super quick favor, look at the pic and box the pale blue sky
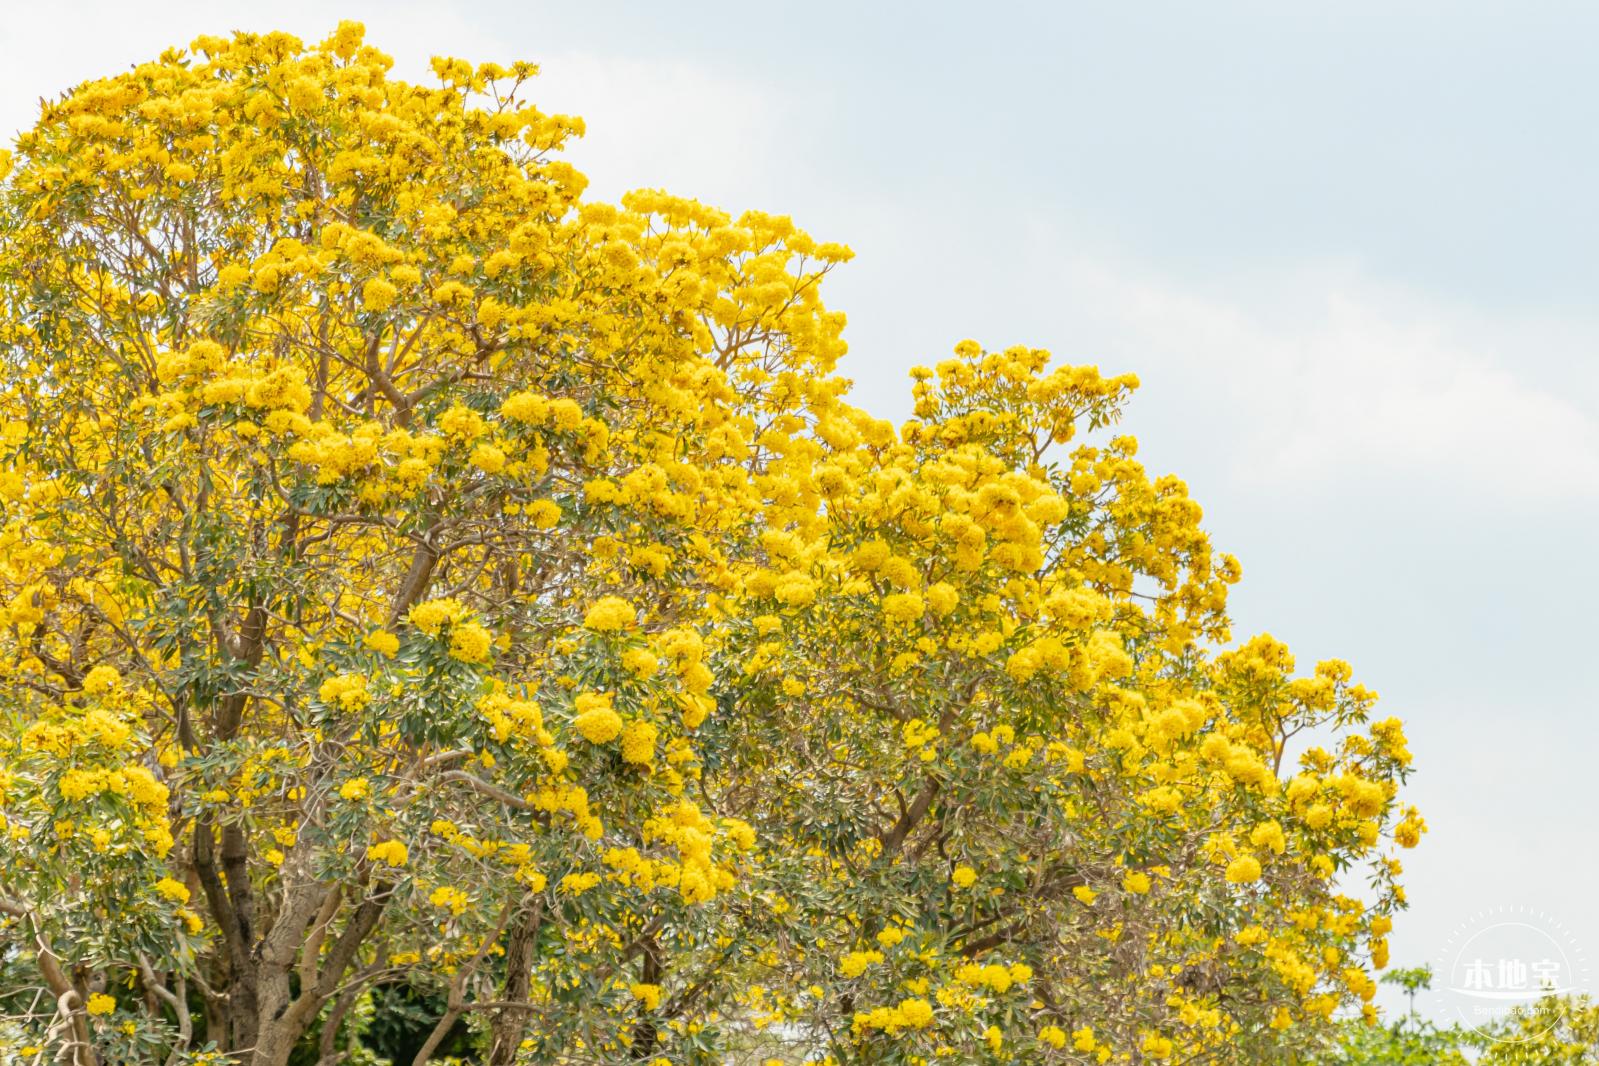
[7,0,1597,1022]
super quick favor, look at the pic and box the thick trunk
[192,822,260,1058]
[249,1023,300,1066]
[248,885,389,1066]
[487,902,543,1066]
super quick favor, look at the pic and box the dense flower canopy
[0,23,1421,1066]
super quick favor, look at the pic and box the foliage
[0,23,1422,1066]
[1319,977,1599,1066]
[1324,1016,1470,1066]
[1320,968,1470,1065]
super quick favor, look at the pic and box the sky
[5,0,1597,1026]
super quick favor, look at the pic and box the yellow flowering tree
[699,344,1422,1063]
[0,23,1422,1066]
[0,24,841,1066]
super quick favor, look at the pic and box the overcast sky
[6,0,1596,1022]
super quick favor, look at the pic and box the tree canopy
[0,24,1423,1066]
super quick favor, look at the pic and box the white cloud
[1057,257,1599,498]
[529,52,781,206]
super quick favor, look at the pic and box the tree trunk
[487,901,543,1066]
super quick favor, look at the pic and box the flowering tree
[705,346,1421,1063]
[0,24,1422,1066]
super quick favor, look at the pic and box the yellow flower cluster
[584,595,638,632]
[573,692,624,744]
[853,996,935,1035]
[367,839,409,868]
